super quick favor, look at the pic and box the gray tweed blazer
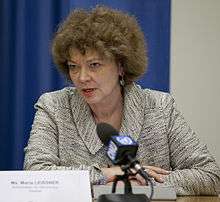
[24,83,220,195]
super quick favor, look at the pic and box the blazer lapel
[70,89,103,155]
[120,84,145,141]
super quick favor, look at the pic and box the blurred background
[0,0,219,170]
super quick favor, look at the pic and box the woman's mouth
[81,88,96,97]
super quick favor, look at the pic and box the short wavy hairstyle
[52,6,148,85]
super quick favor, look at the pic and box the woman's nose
[78,67,90,82]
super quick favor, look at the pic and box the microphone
[96,123,149,178]
[96,123,153,202]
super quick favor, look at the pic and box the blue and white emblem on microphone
[115,136,134,145]
[107,140,118,161]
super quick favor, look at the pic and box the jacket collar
[120,84,145,141]
[70,83,145,155]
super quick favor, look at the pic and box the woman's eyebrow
[86,58,102,63]
[67,60,77,64]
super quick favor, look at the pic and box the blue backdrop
[0,0,170,170]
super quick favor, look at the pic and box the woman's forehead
[68,48,115,62]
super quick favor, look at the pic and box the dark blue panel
[0,0,70,170]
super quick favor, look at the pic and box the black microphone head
[96,122,119,146]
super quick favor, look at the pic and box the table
[154,196,220,202]
[94,196,220,202]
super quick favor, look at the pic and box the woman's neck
[89,89,124,130]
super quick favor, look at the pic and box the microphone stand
[111,171,132,194]
[97,166,150,202]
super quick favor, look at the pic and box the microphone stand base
[97,193,150,202]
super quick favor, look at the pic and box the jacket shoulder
[35,87,76,110]
[140,87,175,110]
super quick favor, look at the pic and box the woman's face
[67,49,123,106]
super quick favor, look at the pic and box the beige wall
[171,0,220,165]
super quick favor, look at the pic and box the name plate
[0,170,92,202]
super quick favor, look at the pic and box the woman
[24,6,220,195]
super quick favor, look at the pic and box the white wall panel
[171,0,220,165]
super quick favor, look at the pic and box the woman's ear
[118,63,124,76]
[118,63,125,86]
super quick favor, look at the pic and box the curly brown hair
[52,6,148,85]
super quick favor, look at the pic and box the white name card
[0,170,92,202]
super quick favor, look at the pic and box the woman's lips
[82,88,96,97]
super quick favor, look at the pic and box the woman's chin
[83,96,100,105]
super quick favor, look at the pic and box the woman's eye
[68,64,80,73]
[68,64,77,69]
[89,62,101,69]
